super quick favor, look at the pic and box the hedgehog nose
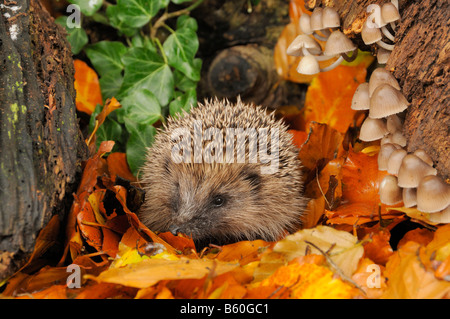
[169,225,180,236]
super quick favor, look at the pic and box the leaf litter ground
[2,5,450,298]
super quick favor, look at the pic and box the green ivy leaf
[125,119,156,176]
[169,88,196,117]
[163,16,201,81]
[116,0,167,28]
[119,47,174,107]
[55,16,88,55]
[121,89,162,125]
[99,71,123,100]
[68,0,103,16]
[85,41,128,77]
[106,5,137,37]
[171,0,193,4]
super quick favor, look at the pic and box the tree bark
[0,0,87,280]
[305,0,449,179]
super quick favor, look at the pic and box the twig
[304,240,366,296]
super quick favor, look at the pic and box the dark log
[306,0,449,179]
[193,0,307,109]
[0,0,87,280]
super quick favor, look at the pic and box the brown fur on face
[139,98,306,244]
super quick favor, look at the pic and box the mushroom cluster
[287,6,358,75]
[351,66,450,223]
[362,1,400,64]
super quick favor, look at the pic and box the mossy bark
[0,0,87,280]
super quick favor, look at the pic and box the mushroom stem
[312,32,329,42]
[381,26,395,42]
[377,40,395,51]
[320,55,344,72]
[341,48,359,62]
[301,47,332,61]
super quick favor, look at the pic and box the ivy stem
[154,37,168,64]
[150,0,204,39]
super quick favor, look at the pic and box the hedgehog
[139,98,306,245]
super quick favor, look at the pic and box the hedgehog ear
[240,169,261,190]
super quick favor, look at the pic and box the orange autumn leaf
[74,59,103,115]
[288,129,308,149]
[303,65,367,134]
[298,122,344,172]
[362,228,394,265]
[382,241,450,298]
[215,240,270,265]
[341,146,389,205]
[107,152,137,182]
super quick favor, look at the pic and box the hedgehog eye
[212,195,225,207]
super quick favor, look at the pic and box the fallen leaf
[255,226,364,280]
[86,258,238,289]
[74,59,103,115]
[382,241,450,298]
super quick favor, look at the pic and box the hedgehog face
[163,163,264,243]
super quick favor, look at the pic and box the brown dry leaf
[298,122,344,172]
[86,258,238,289]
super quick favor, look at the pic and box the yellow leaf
[252,263,357,299]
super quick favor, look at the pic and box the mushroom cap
[397,154,438,188]
[402,187,417,208]
[359,117,388,141]
[322,7,340,29]
[361,20,382,45]
[296,55,320,75]
[287,35,322,56]
[299,13,313,35]
[368,68,401,96]
[416,175,450,213]
[381,2,400,23]
[386,114,402,134]
[426,206,450,224]
[351,82,370,110]
[323,30,356,56]
[413,149,434,166]
[387,148,407,175]
[310,7,324,31]
[377,47,391,64]
[378,143,400,171]
[369,84,409,119]
[379,175,403,205]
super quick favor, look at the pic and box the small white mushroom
[359,117,388,141]
[397,154,438,188]
[416,175,450,213]
[369,84,409,119]
[379,175,403,205]
[351,83,370,110]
